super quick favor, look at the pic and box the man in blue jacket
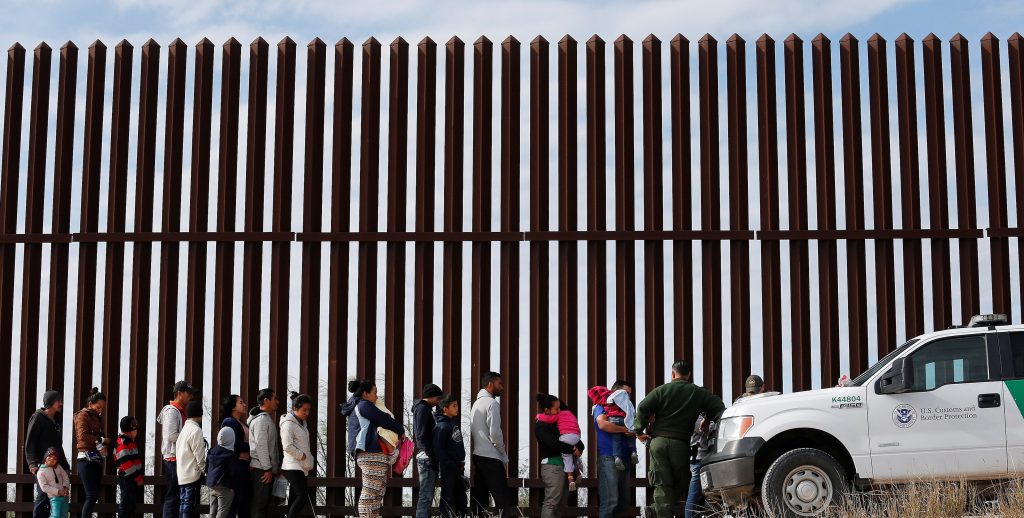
[413,383,443,518]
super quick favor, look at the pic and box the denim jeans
[179,482,200,518]
[34,482,51,518]
[117,477,142,518]
[162,461,180,518]
[77,459,102,518]
[684,461,705,518]
[415,457,438,518]
[597,456,630,518]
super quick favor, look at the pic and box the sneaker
[614,457,626,471]
[631,451,640,465]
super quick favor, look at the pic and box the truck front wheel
[761,447,848,517]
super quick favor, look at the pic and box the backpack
[392,436,415,475]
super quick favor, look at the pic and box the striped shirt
[114,435,144,485]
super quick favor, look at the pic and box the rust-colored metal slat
[980,34,1012,320]
[100,41,132,468]
[127,39,159,460]
[327,37,354,492]
[922,34,953,330]
[499,34,521,482]
[413,36,437,416]
[154,39,186,479]
[441,36,464,403]
[211,38,241,428]
[811,34,840,386]
[866,34,897,365]
[756,34,783,391]
[471,36,493,390]
[17,43,50,496]
[839,34,869,375]
[784,34,812,391]
[383,38,408,492]
[613,35,637,382]
[949,34,981,322]
[269,37,296,393]
[558,35,580,415]
[46,42,78,395]
[299,37,326,457]
[0,42,25,487]
[240,37,269,403]
[698,34,723,394]
[184,39,214,391]
[528,35,549,495]
[895,34,925,341]
[355,37,382,380]
[1009,34,1024,317]
[641,34,665,395]
[726,34,751,396]
[670,34,694,368]
[585,34,606,503]
[74,40,106,417]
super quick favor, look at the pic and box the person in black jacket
[432,394,467,518]
[25,390,68,518]
[413,383,443,518]
[534,394,585,518]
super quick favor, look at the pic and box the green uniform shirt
[632,378,726,442]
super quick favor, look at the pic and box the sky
[1,0,1024,482]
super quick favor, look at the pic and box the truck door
[1002,331,1024,473]
[867,333,1007,481]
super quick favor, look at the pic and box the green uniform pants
[648,436,691,518]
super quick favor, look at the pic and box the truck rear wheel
[761,447,848,517]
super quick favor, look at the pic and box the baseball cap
[172,381,196,396]
[120,416,138,433]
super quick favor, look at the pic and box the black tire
[761,447,848,518]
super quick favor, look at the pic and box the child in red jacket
[114,417,144,518]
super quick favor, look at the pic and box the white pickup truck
[699,314,1024,517]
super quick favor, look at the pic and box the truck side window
[1009,332,1024,378]
[907,335,988,391]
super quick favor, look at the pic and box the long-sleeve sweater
[412,400,437,459]
[157,402,186,461]
[431,414,465,471]
[247,408,282,473]
[176,420,207,485]
[36,465,70,498]
[470,389,507,463]
[114,434,144,485]
[25,410,68,471]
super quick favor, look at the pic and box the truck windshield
[849,339,919,387]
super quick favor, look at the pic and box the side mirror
[877,357,914,394]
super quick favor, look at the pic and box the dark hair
[347,379,374,398]
[220,394,241,418]
[289,391,313,410]
[86,388,106,406]
[535,393,559,411]
[672,360,692,377]
[256,388,275,407]
[610,379,632,391]
[481,371,502,388]
[439,393,459,410]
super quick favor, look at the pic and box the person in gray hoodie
[469,371,514,517]
[247,388,281,518]
[157,381,196,518]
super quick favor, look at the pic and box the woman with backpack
[74,388,111,518]
[280,392,315,518]
[341,380,406,518]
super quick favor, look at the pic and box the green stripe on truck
[1005,380,1024,417]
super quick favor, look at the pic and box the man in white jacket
[176,401,207,518]
[470,371,514,517]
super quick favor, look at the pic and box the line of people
[23,360,751,518]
